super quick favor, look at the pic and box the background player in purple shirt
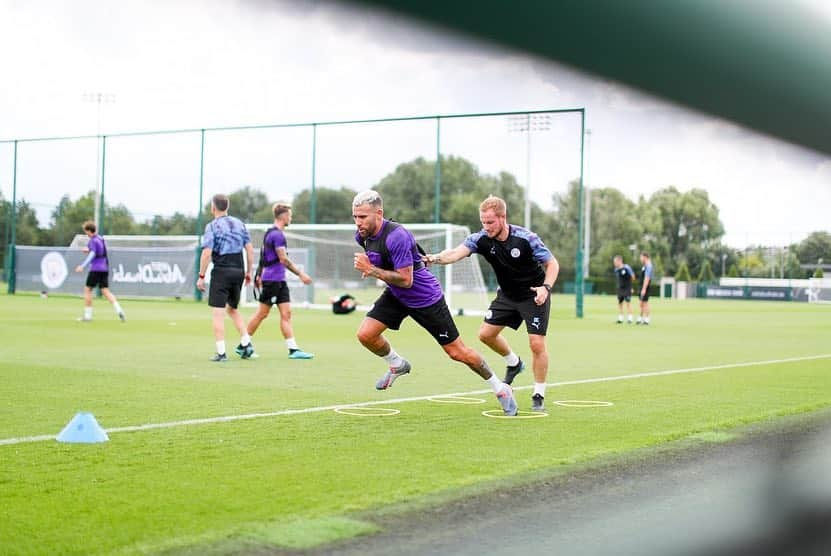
[351,190,518,416]
[246,202,314,359]
[73,220,125,322]
[424,196,559,412]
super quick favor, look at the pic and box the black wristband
[542,283,552,292]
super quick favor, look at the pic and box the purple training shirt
[87,235,108,272]
[356,220,442,309]
[260,227,287,282]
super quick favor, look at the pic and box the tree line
[2,155,829,284]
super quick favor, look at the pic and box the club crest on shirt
[510,248,521,258]
[485,310,493,320]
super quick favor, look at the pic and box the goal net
[246,223,490,315]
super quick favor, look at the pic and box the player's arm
[530,256,560,305]
[74,250,96,272]
[423,244,472,265]
[353,253,413,288]
[244,242,254,284]
[641,273,651,296]
[196,247,212,291]
[277,246,312,285]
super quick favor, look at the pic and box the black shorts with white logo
[85,271,109,289]
[208,266,244,309]
[367,288,459,346]
[258,280,291,306]
[484,288,551,336]
[617,287,632,303]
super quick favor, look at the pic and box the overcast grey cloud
[0,0,828,248]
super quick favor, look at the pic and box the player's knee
[356,328,374,346]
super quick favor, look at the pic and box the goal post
[246,223,490,315]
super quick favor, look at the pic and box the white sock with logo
[216,341,226,355]
[487,373,504,393]
[503,351,520,367]
[382,349,405,369]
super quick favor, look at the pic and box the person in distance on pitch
[613,255,635,324]
[74,220,126,323]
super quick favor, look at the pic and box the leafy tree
[815,267,825,278]
[50,192,97,246]
[727,263,740,277]
[292,186,357,224]
[697,260,715,282]
[795,231,831,267]
[675,261,691,282]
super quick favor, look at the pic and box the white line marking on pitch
[1,353,829,447]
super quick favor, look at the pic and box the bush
[815,267,825,278]
[727,264,740,278]
[675,261,691,282]
[697,261,715,283]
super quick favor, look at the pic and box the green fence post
[194,129,205,301]
[575,110,586,318]
[7,140,18,294]
[434,116,441,224]
[99,136,107,234]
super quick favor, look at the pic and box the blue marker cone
[56,412,109,443]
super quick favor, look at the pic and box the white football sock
[215,341,226,355]
[533,382,546,397]
[382,349,405,369]
[487,373,504,393]
[285,337,299,350]
[113,302,123,314]
[503,351,520,367]
[84,307,93,320]
[240,333,251,346]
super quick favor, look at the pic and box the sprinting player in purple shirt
[246,202,314,359]
[351,190,517,416]
[73,220,125,322]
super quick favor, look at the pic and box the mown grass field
[1,292,829,554]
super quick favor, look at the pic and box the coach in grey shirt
[197,193,256,362]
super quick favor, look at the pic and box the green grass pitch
[1,292,829,554]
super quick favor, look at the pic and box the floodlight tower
[507,113,551,228]
[83,92,115,232]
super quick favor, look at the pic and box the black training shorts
[209,266,244,309]
[639,291,650,302]
[617,287,632,303]
[366,288,459,346]
[258,280,291,306]
[85,271,109,289]
[484,288,551,336]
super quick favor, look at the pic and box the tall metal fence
[1,109,587,315]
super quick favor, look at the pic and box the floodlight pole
[84,93,115,232]
[310,124,318,225]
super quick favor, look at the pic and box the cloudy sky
[0,0,828,248]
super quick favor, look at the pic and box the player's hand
[244,273,252,285]
[255,276,262,289]
[531,285,549,306]
[299,272,313,285]
[422,253,437,265]
[354,252,373,278]
[82,247,90,254]
[74,265,83,273]
[196,277,206,292]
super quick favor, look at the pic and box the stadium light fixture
[507,113,551,229]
